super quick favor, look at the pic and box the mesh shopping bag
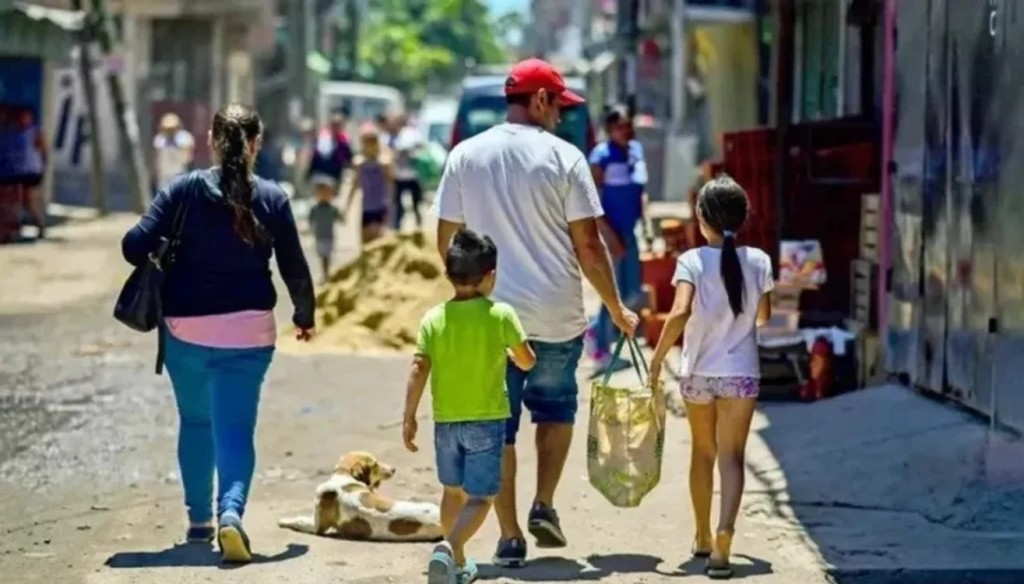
[586,336,667,508]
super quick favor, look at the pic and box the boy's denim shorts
[434,420,506,498]
[505,335,584,446]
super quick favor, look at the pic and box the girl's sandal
[706,530,734,580]
[706,558,734,580]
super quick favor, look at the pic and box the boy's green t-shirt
[417,297,526,423]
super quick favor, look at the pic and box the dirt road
[4,211,1024,584]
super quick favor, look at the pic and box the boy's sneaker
[457,558,480,584]
[492,537,527,568]
[427,542,457,584]
[527,502,567,548]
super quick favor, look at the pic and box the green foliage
[358,0,505,102]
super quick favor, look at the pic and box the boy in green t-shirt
[402,228,536,584]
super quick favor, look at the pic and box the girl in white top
[650,175,773,579]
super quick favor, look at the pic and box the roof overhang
[0,1,85,59]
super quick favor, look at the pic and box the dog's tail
[278,516,317,534]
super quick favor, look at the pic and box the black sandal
[706,530,734,579]
[691,541,712,559]
[706,558,733,579]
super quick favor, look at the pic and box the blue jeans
[434,420,506,497]
[163,332,274,524]
[505,336,584,445]
[593,231,643,356]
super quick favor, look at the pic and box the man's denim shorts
[434,420,506,498]
[505,335,584,445]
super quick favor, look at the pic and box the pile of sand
[287,232,449,353]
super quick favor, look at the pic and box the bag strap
[601,335,649,388]
[152,179,193,377]
[155,323,167,375]
[168,187,192,246]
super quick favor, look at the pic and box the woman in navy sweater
[122,104,315,563]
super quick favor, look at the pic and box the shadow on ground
[105,542,309,570]
[478,552,772,581]
[752,386,1024,584]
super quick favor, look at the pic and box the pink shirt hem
[166,310,277,349]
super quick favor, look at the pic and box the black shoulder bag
[113,195,191,374]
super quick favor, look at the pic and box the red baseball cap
[504,58,585,107]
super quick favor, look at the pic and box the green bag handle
[601,335,649,388]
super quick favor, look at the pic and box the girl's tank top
[359,159,389,213]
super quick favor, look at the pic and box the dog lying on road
[278,451,443,542]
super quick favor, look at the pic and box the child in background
[402,229,536,584]
[307,174,341,283]
[341,127,392,247]
[648,176,773,580]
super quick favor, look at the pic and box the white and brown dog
[278,451,443,542]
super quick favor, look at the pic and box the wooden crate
[850,259,880,328]
[860,193,880,262]
[856,329,882,388]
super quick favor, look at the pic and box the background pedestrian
[587,104,649,372]
[308,174,342,283]
[153,113,195,192]
[341,127,392,246]
[383,112,425,231]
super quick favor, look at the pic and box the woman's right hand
[296,328,315,342]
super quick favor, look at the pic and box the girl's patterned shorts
[679,375,760,405]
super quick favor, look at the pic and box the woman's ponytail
[720,230,744,317]
[212,104,265,245]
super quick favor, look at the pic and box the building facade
[22,0,276,210]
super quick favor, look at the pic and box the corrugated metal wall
[887,0,1024,431]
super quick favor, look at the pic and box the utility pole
[70,0,107,215]
[303,0,317,117]
[669,0,687,134]
[617,0,640,116]
[286,0,304,125]
[346,0,360,80]
[90,0,149,213]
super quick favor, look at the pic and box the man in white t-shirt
[384,112,425,230]
[432,58,639,567]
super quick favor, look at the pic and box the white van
[317,81,404,138]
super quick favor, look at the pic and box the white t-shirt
[433,122,604,342]
[154,130,195,190]
[391,126,423,181]
[673,246,774,378]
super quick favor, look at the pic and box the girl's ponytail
[696,175,750,318]
[720,229,744,317]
